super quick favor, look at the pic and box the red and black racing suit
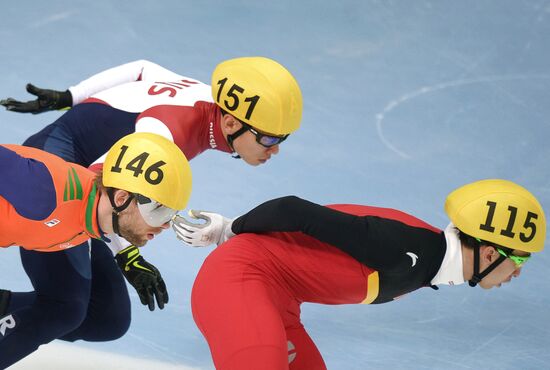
[192,196,447,370]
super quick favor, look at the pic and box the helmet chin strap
[468,245,508,287]
[227,124,249,160]
[107,188,135,238]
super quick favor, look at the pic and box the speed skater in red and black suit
[173,184,545,370]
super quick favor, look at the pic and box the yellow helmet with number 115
[103,132,192,212]
[211,56,303,136]
[445,179,545,253]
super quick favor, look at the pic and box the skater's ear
[220,112,243,135]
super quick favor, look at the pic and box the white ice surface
[9,341,199,370]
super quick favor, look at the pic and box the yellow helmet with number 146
[103,132,192,226]
[445,179,545,253]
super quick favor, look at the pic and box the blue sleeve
[0,146,57,220]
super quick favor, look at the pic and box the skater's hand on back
[172,210,234,247]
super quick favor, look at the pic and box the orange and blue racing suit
[0,144,101,252]
[3,60,233,368]
[0,144,107,368]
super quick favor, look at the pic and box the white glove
[172,210,235,247]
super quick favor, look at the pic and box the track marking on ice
[127,332,197,363]
[30,12,73,28]
[374,74,550,159]
[460,320,516,360]
[375,330,473,369]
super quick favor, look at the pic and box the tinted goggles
[496,247,531,268]
[135,194,177,227]
[243,123,289,148]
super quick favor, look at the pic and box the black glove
[0,83,72,114]
[115,245,169,311]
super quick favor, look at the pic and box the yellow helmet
[445,179,546,253]
[211,56,302,135]
[103,132,192,211]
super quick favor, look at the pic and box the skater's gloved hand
[115,245,168,311]
[172,210,235,247]
[0,83,72,114]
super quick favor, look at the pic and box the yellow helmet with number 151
[445,179,545,253]
[103,133,192,226]
[211,56,303,136]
